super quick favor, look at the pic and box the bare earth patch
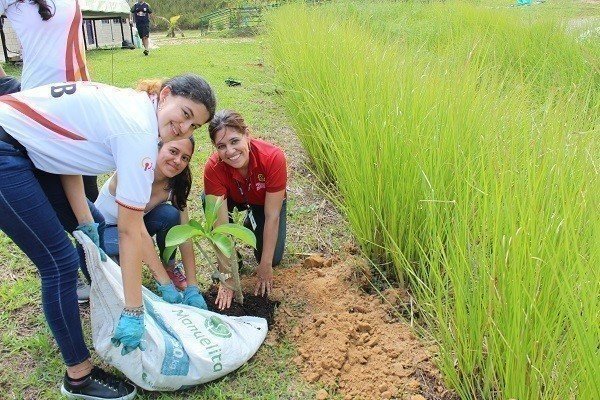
[245,255,457,400]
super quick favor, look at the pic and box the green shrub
[269,2,600,399]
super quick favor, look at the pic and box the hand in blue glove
[76,222,107,262]
[183,285,208,310]
[111,312,146,356]
[157,282,183,304]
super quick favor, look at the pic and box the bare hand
[254,264,273,297]
[215,280,234,310]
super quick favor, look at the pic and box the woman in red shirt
[204,109,287,309]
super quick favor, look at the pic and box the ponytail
[136,78,164,95]
[31,0,54,21]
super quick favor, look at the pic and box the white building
[1,0,132,63]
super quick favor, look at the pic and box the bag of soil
[74,231,268,391]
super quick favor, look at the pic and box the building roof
[80,0,130,18]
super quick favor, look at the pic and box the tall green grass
[268,1,599,398]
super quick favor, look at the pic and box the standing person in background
[131,0,152,56]
[204,110,287,310]
[0,0,98,201]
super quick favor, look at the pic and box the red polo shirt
[203,138,287,206]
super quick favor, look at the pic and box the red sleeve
[203,155,228,197]
[266,148,287,192]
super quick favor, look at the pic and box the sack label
[172,309,226,372]
[146,302,191,376]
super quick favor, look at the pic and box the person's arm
[117,205,145,308]
[255,189,285,296]
[140,226,171,284]
[0,65,6,78]
[179,208,198,286]
[60,175,93,224]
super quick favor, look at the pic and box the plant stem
[210,242,244,305]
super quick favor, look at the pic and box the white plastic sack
[74,232,268,391]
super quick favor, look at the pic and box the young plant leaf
[203,195,224,231]
[188,219,205,233]
[165,224,202,247]
[213,223,257,249]
[210,232,234,258]
[162,245,177,263]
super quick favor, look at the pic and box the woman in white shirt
[0,74,215,400]
[95,137,207,309]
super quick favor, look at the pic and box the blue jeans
[103,202,180,263]
[33,169,105,284]
[241,200,286,265]
[0,141,90,366]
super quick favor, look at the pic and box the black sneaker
[61,367,137,399]
[143,49,149,56]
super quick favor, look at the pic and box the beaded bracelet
[122,305,145,318]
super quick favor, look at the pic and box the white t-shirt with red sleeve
[0,81,158,210]
[203,138,287,206]
[0,0,89,89]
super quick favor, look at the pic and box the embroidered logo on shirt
[257,174,265,182]
[142,157,153,171]
[256,182,266,191]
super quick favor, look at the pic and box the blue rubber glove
[76,222,107,262]
[182,285,208,310]
[111,313,146,356]
[157,282,183,304]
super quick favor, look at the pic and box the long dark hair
[29,0,55,20]
[159,137,195,211]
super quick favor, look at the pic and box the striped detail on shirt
[0,94,85,141]
[116,199,146,212]
[66,0,88,81]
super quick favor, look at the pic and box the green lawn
[0,38,329,400]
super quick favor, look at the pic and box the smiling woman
[203,109,288,310]
[94,137,207,309]
[137,75,214,142]
[0,73,215,400]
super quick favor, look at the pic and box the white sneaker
[77,277,90,304]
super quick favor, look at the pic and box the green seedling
[163,195,256,305]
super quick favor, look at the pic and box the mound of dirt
[203,254,454,399]
[269,255,454,400]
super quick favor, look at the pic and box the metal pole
[81,20,88,51]
[120,17,125,43]
[92,19,98,49]
[0,17,9,62]
[129,19,134,44]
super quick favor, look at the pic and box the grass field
[0,38,334,400]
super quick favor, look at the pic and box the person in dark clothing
[131,0,152,55]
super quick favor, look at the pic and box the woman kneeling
[95,137,207,309]
[204,110,287,310]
